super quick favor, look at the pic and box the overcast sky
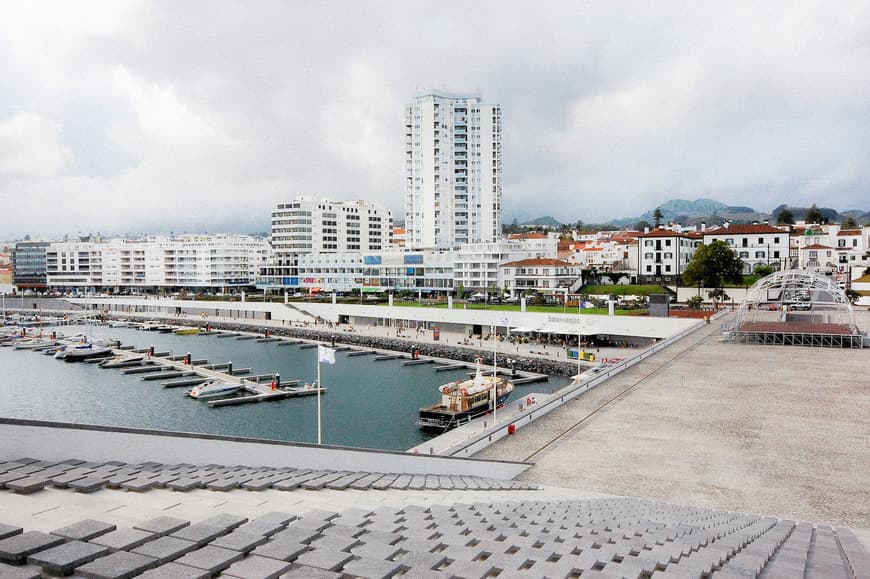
[1,1,868,239]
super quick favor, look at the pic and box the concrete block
[279,563,341,578]
[131,536,198,565]
[52,519,117,541]
[0,523,23,541]
[170,523,226,546]
[133,516,189,537]
[68,476,106,493]
[6,475,49,494]
[0,561,41,579]
[200,513,248,532]
[90,528,156,552]
[0,531,65,564]
[350,540,402,561]
[27,540,109,575]
[294,548,354,572]
[341,555,405,579]
[211,530,269,553]
[75,550,157,579]
[222,554,293,579]
[174,544,244,573]
[138,561,210,579]
[252,538,309,562]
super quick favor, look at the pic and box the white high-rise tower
[404,90,502,249]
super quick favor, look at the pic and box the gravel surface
[478,310,870,529]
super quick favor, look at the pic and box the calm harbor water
[0,325,570,451]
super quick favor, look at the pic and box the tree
[686,295,703,310]
[776,208,795,225]
[753,264,774,278]
[841,216,859,229]
[653,207,664,227]
[634,220,651,232]
[682,240,744,288]
[805,203,824,224]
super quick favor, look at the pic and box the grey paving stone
[290,518,332,533]
[138,561,210,579]
[174,545,244,573]
[166,477,202,491]
[440,558,497,578]
[239,513,296,537]
[52,519,117,541]
[68,476,106,493]
[279,563,340,578]
[200,513,249,532]
[211,530,269,553]
[0,531,65,564]
[0,561,41,579]
[392,549,448,571]
[6,475,49,494]
[0,471,29,487]
[119,476,158,492]
[133,516,189,537]
[0,523,23,540]
[170,523,226,546]
[49,467,95,488]
[321,523,365,539]
[253,538,310,562]
[90,528,156,552]
[341,555,405,579]
[27,540,110,575]
[75,550,158,579]
[131,536,198,565]
[271,526,322,546]
[293,548,353,572]
[350,540,402,561]
[223,554,293,579]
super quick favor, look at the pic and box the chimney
[701,221,706,232]
[724,221,730,229]
[753,220,758,225]
[644,226,650,234]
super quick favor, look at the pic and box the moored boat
[187,379,242,400]
[174,327,201,335]
[417,358,514,432]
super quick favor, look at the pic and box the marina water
[0,325,571,451]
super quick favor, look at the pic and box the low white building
[702,223,789,274]
[636,228,699,284]
[500,258,582,297]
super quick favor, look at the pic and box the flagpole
[492,320,497,425]
[316,357,322,445]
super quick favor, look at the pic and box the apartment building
[702,223,789,274]
[500,258,582,297]
[405,90,502,249]
[262,197,393,287]
[44,235,268,292]
[12,241,51,290]
[636,228,699,284]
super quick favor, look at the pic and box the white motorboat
[187,379,242,400]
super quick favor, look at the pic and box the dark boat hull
[417,391,512,432]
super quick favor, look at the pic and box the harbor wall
[0,418,530,479]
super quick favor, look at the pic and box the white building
[637,228,700,284]
[405,90,502,249]
[702,223,789,274]
[500,258,582,298]
[262,197,393,288]
[453,238,558,294]
[45,235,269,292]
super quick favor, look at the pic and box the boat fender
[460,388,467,396]
[440,385,450,394]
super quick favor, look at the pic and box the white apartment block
[791,225,870,280]
[702,223,789,274]
[637,228,700,284]
[263,197,393,287]
[453,238,559,293]
[46,235,269,291]
[405,90,502,249]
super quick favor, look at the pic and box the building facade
[702,223,789,274]
[500,258,582,297]
[405,90,502,249]
[261,197,393,288]
[636,228,698,284]
[44,235,269,292]
[12,241,50,290]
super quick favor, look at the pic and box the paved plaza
[479,310,870,531]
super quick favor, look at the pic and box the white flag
[318,345,336,365]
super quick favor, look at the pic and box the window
[664,252,673,259]
[645,240,653,247]
[739,251,749,258]
[758,237,764,244]
[665,240,672,246]
[644,252,653,259]
[774,237,780,243]
[773,251,780,258]
[665,265,671,272]
[727,238,734,245]
[645,265,651,272]
[755,251,765,258]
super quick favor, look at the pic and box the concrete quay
[477,310,870,531]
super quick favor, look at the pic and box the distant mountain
[607,199,869,228]
[521,215,562,228]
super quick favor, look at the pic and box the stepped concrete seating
[5,497,864,578]
[0,456,537,498]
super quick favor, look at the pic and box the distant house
[702,223,789,274]
[636,228,697,285]
[500,258,582,297]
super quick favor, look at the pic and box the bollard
[508,423,516,435]
[227,361,233,375]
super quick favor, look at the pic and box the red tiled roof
[837,229,861,236]
[704,224,785,235]
[637,229,687,238]
[801,244,833,250]
[508,232,549,239]
[502,258,575,267]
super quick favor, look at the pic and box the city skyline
[1,1,868,239]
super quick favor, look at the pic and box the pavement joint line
[163,502,182,511]
[104,505,126,513]
[32,506,60,516]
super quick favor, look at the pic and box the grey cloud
[0,0,868,239]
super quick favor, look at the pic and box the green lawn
[579,284,669,296]
[390,301,646,315]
